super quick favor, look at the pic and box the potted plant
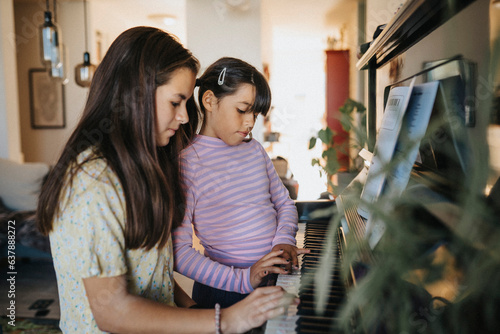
[309,98,366,194]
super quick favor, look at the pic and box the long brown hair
[37,27,200,250]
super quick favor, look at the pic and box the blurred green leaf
[308,136,317,149]
[309,98,366,194]
[318,127,334,146]
[340,113,353,132]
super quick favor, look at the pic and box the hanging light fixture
[39,0,58,69]
[75,0,96,88]
[39,0,67,83]
[50,0,68,83]
[50,45,68,84]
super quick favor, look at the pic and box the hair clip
[218,67,227,86]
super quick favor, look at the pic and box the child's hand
[271,244,310,272]
[249,249,289,289]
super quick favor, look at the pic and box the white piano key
[264,223,306,334]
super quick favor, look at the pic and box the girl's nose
[177,106,189,124]
[244,113,255,129]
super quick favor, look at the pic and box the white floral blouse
[49,149,175,333]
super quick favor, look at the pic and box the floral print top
[49,149,175,333]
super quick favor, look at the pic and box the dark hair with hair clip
[197,57,271,117]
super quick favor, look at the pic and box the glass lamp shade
[39,11,58,69]
[50,41,68,84]
[75,52,96,87]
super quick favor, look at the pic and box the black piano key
[294,220,348,334]
[296,315,340,333]
[296,304,341,318]
[263,216,349,334]
[298,292,345,306]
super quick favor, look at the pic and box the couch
[0,158,51,255]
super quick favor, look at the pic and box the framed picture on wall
[29,68,65,129]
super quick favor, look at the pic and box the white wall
[0,0,22,162]
[90,0,187,57]
[185,0,264,141]
[260,0,358,199]
[185,0,261,70]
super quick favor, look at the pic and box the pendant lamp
[50,33,68,83]
[39,0,58,69]
[75,0,96,88]
[40,0,67,83]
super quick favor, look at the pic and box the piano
[264,200,347,334]
[262,1,488,332]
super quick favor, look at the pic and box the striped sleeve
[172,158,254,294]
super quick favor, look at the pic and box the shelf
[356,0,476,71]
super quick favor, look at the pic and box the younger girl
[174,57,308,308]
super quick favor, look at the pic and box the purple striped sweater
[173,135,298,294]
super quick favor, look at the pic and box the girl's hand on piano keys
[272,244,310,272]
[221,286,299,333]
[250,249,290,288]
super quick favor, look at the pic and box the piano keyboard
[263,223,304,333]
[264,220,345,333]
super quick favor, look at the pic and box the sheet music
[357,78,415,220]
[384,81,440,197]
[365,80,440,249]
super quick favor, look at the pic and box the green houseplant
[308,98,367,193]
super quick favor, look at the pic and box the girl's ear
[202,90,216,112]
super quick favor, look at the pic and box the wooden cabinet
[325,50,350,171]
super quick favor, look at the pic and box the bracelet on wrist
[215,303,221,334]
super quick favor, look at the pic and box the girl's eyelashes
[236,108,258,116]
[236,108,258,120]
[171,101,181,107]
